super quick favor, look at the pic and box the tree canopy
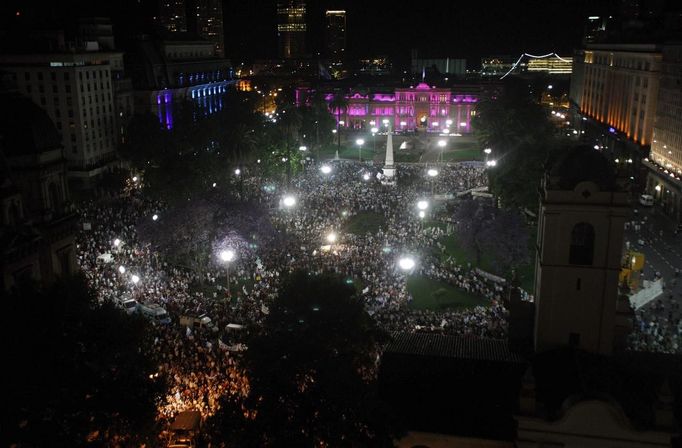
[3,275,162,446]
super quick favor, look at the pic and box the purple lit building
[297,82,479,133]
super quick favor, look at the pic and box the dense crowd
[74,159,681,428]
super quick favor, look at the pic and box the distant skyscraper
[194,0,224,57]
[325,10,346,65]
[157,0,188,33]
[157,0,224,57]
[277,1,306,59]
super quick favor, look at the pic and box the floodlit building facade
[0,52,120,184]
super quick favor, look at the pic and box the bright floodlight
[339,120,345,125]
[484,148,492,154]
[363,173,371,181]
[234,168,241,175]
[398,257,416,271]
[299,145,307,151]
[371,127,379,133]
[283,195,297,207]
[486,160,497,167]
[320,165,332,174]
[459,122,467,127]
[655,185,661,192]
[132,176,138,182]
[437,140,446,148]
[212,182,217,187]
[418,210,426,219]
[152,214,158,221]
[417,200,429,210]
[326,232,337,243]
[427,168,439,177]
[356,138,365,146]
[443,128,450,134]
[220,249,235,262]
[118,265,126,274]
[446,119,453,126]
[131,274,140,284]
[332,129,337,134]
[113,238,121,247]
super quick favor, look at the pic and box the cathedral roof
[548,145,617,191]
[0,92,62,157]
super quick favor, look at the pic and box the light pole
[437,139,446,163]
[398,256,416,273]
[219,249,235,297]
[484,147,492,163]
[326,232,338,245]
[356,138,365,162]
[427,168,438,194]
[371,127,378,154]
[320,164,332,175]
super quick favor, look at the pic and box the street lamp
[398,256,416,271]
[219,249,236,297]
[363,172,371,181]
[427,168,438,177]
[437,139,446,163]
[131,274,140,285]
[356,138,365,162]
[371,127,378,153]
[299,145,307,151]
[283,195,297,208]
[152,214,159,221]
[326,232,338,244]
[417,200,429,210]
[320,164,332,174]
[234,168,241,175]
[486,160,497,167]
[113,238,121,247]
[118,265,126,274]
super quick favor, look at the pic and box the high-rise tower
[157,0,224,57]
[325,10,346,65]
[277,1,306,59]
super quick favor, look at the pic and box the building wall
[650,44,682,176]
[534,179,629,355]
[325,10,346,64]
[578,44,662,146]
[1,54,119,178]
[277,1,306,59]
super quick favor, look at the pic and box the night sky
[2,0,613,65]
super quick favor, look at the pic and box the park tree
[3,275,163,446]
[210,271,399,447]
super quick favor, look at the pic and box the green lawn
[344,211,386,235]
[406,275,489,311]
[442,148,483,162]
[393,152,422,163]
[434,232,536,293]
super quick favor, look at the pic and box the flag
[186,326,192,338]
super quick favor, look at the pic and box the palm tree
[329,92,348,159]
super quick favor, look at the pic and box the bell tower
[534,146,630,355]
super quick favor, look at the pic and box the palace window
[569,223,595,265]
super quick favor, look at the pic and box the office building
[573,44,661,146]
[277,1,307,59]
[156,0,225,58]
[0,52,121,185]
[526,56,573,75]
[480,56,515,77]
[325,10,346,66]
[646,44,682,221]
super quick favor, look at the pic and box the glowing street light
[283,195,297,207]
[132,176,138,182]
[437,140,446,148]
[363,172,371,181]
[113,238,121,247]
[655,185,662,192]
[234,168,241,175]
[118,265,126,274]
[320,164,332,174]
[486,160,497,167]
[484,148,492,154]
[152,214,159,221]
[326,232,338,244]
[219,249,236,296]
[418,210,426,219]
[356,138,365,162]
[371,127,379,134]
[131,274,140,284]
[398,256,416,271]
[299,145,307,151]
[427,168,439,177]
[417,200,429,210]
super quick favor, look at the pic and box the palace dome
[0,92,62,157]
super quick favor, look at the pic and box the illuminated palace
[297,82,479,133]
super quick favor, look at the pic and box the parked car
[138,303,171,325]
[179,314,217,331]
[639,194,654,206]
[120,298,138,315]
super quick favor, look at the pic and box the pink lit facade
[297,82,478,133]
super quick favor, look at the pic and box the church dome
[0,92,62,157]
[549,145,617,191]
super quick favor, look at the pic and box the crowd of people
[74,158,681,430]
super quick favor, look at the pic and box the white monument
[382,128,396,184]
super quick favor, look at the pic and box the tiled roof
[386,332,525,363]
